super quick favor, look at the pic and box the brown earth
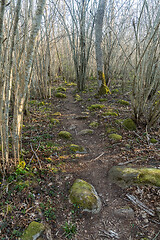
[0,83,160,240]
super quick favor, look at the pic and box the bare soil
[0,83,160,240]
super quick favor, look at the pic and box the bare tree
[95,0,111,95]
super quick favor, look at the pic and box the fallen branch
[29,143,42,169]
[99,229,119,239]
[153,231,160,240]
[126,194,155,216]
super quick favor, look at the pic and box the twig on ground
[152,230,160,240]
[89,152,105,163]
[126,194,155,216]
[29,143,42,169]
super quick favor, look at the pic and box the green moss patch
[69,144,84,153]
[58,131,72,139]
[89,121,99,128]
[56,86,66,92]
[88,104,105,111]
[117,99,130,106]
[75,94,82,101]
[50,118,60,125]
[122,118,136,131]
[108,134,122,142]
[21,221,45,240]
[103,111,118,117]
[53,112,61,116]
[99,98,107,102]
[66,82,77,87]
[55,92,66,98]
[150,138,158,144]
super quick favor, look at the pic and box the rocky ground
[0,81,160,240]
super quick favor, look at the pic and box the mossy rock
[150,138,158,144]
[58,131,72,139]
[88,104,105,111]
[75,94,82,101]
[52,112,61,116]
[55,92,66,98]
[89,121,99,128]
[21,221,45,240]
[56,86,66,92]
[117,99,130,106]
[122,118,136,131]
[50,118,60,125]
[108,134,122,142]
[66,82,77,87]
[109,166,160,188]
[69,144,84,153]
[78,129,94,135]
[103,111,118,117]
[69,179,102,213]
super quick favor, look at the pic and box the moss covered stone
[69,179,101,213]
[66,82,77,87]
[50,118,60,125]
[122,118,136,131]
[75,94,82,101]
[99,98,107,102]
[117,99,130,105]
[150,138,158,144]
[55,92,66,98]
[53,112,61,116]
[108,133,122,142]
[109,166,160,188]
[58,131,72,139]
[56,86,66,92]
[88,104,105,111]
[89,121,99,128]
[78,129,94,135]
[69,144,84,152]
[103,111,118,117]
[21,221,45,240]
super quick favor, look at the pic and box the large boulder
[109,166,160,188]
[69,179,101,214]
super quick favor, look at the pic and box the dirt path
[53,87,159,240]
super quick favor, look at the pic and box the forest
[0,0,160,239]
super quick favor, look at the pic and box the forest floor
[0,80,160,240]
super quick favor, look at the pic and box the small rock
[58,131,72,139]
[143,218,149,223]
[78,129,94,135]
[108,133,122,142]
[21,221,45,240]
[69,124,76,130]
[114,206,134,219]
